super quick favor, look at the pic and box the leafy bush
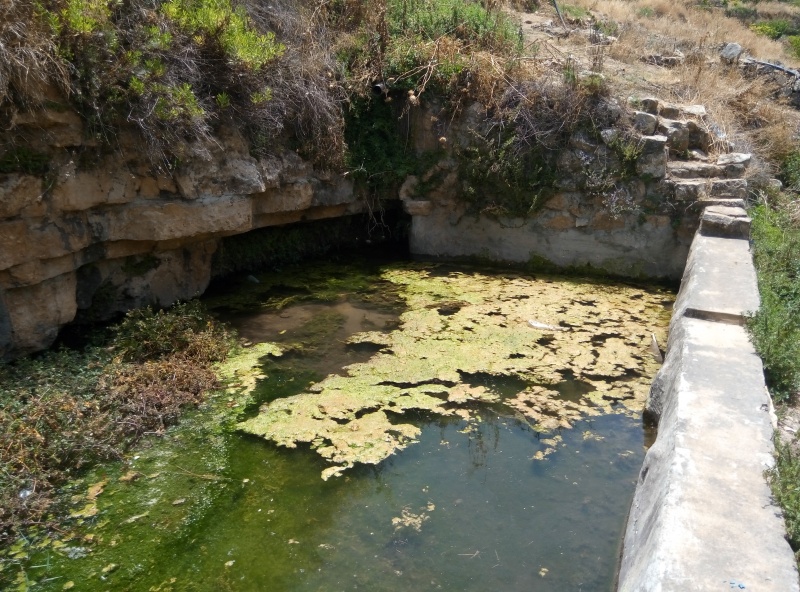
[788,35,800,58]
[458,129,553,219]
[783,150,800,191]
[750,19,796,39]
[386,0,520,53]
[725,4,758,21]
[113,301,231,364]
[345,97,419,191]
[767,438,800,555]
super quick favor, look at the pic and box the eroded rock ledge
[0,120,360,358]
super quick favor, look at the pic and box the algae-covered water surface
[16,259,672,591]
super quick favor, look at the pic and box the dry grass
[0,0,68,108]
[583,0,792,61]
[509,0,800,169]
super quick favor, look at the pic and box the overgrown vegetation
[0,0,345,167]
[748,183,800,560]
[0,301,233,543]
[769,437,800,560]
[748,202,800,404]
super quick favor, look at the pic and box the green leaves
[161,0,285,68]
[747,205,800,402]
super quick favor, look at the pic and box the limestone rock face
[0,110,362,358]
[0,175,44,218]
[175,155,266,199]
[4,273,78,354]
[52,162,140,211]
[0,95,714,359]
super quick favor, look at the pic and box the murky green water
[14,259,670,591]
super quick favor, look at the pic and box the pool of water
[18,259,669,591]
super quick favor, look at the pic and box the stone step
[695,197,746,209]
[668,161,724,179]
[667,177,748,201]
[716,152,752,178]
[699,204,751,239]
[668,153,752,180]
[657,119,713,153]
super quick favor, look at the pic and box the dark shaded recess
[211,211,409,278]
[536,335,556,346]
[435,301,466,316]
[378,378,459,389]
[590,332,622,345]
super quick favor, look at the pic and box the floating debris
[527,320,566,332]
[649,332,663,363]
[392,507,431,532]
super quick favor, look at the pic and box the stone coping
[617,233,800,591]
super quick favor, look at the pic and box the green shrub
[61,0,111,35]
[387,0,521,53]
[750,19,796,39]
[0,301,233,542]
[0,147,50,175]
[458,132,552,219]
[788,35,800,59]
[161,0,285,68]
[113,300,231,364]
[725,4,758,20]
[344,97,419,191]
[781,150,800,191]
[561,4,590,19]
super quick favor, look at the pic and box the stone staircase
[632,97,754,240]
[665,152,753,240]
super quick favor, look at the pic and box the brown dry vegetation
[511,0,800,174]
[0,302,233,544]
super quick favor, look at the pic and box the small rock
[600,128,619,144]
[639,97,660,115]
[716,153,751,167]
[681,105,707,118]
[687,149,709,161]
[720,42,744,64]
[633,111,657,135]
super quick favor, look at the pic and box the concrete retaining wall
[617,229,800,590]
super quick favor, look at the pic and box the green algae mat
[237,263,671,479]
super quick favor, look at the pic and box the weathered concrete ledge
[617,232,800,591]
